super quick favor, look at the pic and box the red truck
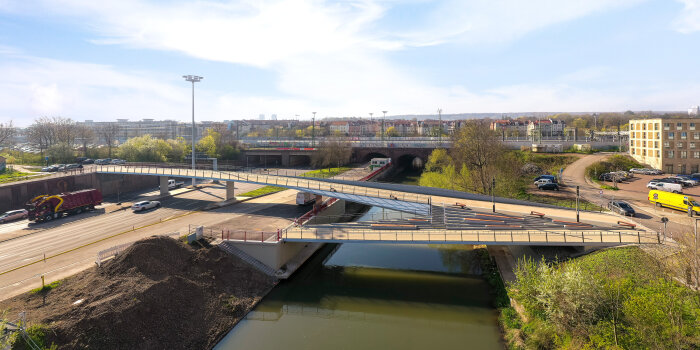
[26,189,103,222]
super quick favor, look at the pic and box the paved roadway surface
[0,167,364,300]
[561,153,692,239]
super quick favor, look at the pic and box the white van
[296,192,315,205]
[647,181,682,194]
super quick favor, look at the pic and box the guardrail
[281,227,660,246]
[95,231,181,267]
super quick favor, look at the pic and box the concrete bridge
[93,164,659,276]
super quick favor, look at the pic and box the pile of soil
[0,236,276,349]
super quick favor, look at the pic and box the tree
[27,117,58,155]
[196,134,217,158]
[311,139,351,170]
[425,149,452,173]
[76,125,95,157]
[385,126,399,137]
[0,120,15,146]
[97,123,120,158]
[117,135,172,162]
[47,143,74,163]
[450,120,504,194]
[572,118,589,130]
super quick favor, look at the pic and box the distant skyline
[1,0,699,126]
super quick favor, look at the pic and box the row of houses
[489,119,567,137]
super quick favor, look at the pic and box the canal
[215,167,503,350]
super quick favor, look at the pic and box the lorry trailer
[26,189,103,222]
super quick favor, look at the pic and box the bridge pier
[226,181,235,200]
[159,176,170,196]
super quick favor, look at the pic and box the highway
[0,167,355,300]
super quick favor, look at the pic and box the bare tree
[97,123,120,158]
[450,120,505,194]
[0,120,15,146]
[76,125,95,157]
[311,139,351,170]
[52,117,78,145]
[27,117,57,155]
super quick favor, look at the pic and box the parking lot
[601,173,700,198]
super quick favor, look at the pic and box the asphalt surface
[0,166,362,300]
[561,153,693,239]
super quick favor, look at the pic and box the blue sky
[0,0,699,125]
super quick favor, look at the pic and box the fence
[95,231,181,267]
[282,227,661,246]
[191,225,281,243]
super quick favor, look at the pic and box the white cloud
[0,0,697,124]
[673,0,700,33]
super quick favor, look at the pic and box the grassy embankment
[500,247,700,349]
[585,154,643,191]
[239,167,351,197]
[420,150,605,211]
[0,168,36,184]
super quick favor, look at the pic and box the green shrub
[500,307,522,329]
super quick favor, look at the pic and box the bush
[585,155,642,180]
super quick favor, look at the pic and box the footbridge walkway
[94,164,660,247]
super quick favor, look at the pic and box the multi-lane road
[0,168,317,300]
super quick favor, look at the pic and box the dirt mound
[0,236,276,350]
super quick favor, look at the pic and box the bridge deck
[95,164,657,246]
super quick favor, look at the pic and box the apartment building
[629,117,700,174]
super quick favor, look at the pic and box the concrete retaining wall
[0,173,159,212]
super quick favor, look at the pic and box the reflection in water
[215,208,502,350]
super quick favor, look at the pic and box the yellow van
[648,190,700,214]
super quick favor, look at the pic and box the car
[131,200,161,212]
[534,174,557,183]
[607,201,635,216]
[646,169,663,175]
[647,181,683,193]
[599,173,616,181]
[111,159,126,165]
[671,176,698,186]
[95,158,112,165]
[534,178,553,186]
[629,168,646,174]
[0,209,28,223]
[41,166,58,172]
[81,158,94,164]
[75,157,87,163]
[537,183,559,191]
[54,164,67,171]
[64,163,83,170]
[656,177,690,187]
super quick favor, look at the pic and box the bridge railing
[281,227,661,245]
[193,225,282,242]
[97,164,434,206]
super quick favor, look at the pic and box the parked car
[598,173,617,181]
[671,176,698,186]
[656,177,690,187]
[64,163,83,170]
[647,181,683,193]
[534,174,557,183]
[75,157,87,163]
[629,168,646,174]
[646,169,663,175]
[41,166,58,172]
[0,209,28,223]
[534,178,553,186]
[94,158,112,165]
[111,159,126,165]
[81,158,94,164]
[55,164,67,171]
[537,183,559,191]
[607,201,635,216]
[131,200,161,212]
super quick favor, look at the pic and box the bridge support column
[159,176,170,196]
[226,181,235,200]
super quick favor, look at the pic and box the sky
[0,0,699,126]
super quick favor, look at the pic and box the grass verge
[30,280,62,294]
[239,186,286,197]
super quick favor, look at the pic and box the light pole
[438,108,442,146]
[382,110,387,142]
[311,112,316,148]
[183,74,203,187]
[369,113,373,138]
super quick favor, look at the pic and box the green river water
[215,205,503,350]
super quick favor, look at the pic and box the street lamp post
[369,113,373,137]
[438,108,442,146]
[382,110,387,142]
[182,74,203,187]
[312,112,316,148]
